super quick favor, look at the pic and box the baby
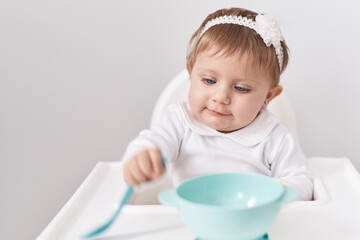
[122,7,314,201]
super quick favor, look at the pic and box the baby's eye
[235,86,249,92]
[204,79,216,85]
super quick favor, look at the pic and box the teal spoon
[81,157,166,239]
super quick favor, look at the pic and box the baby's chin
[205,119,248,133]
[195,112,247,133]
[204,121,243,133]
[217,129,237,133]
[216,127,244,133]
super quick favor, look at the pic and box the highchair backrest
[129,70,301,205]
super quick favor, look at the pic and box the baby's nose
[212,87,231,104]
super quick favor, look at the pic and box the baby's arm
[269,130,314,201]
[121,103,185,186]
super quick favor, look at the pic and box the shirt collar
[178,101,279,147]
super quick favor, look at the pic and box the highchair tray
[37,157,360,240]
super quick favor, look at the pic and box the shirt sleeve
[121,104,185,164]
[268,130,314,201]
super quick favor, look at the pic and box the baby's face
[188,49,279,133]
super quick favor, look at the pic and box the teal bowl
[158,173,298,240]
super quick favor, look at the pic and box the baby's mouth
[206,108,230,116]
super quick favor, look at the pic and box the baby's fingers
[125,157,149,186]
[136,150,154,180]
[148,148,165,179]
[123,161,141,186]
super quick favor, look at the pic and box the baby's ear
[263,85,283,108]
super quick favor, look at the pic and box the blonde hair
[186,8,289,86]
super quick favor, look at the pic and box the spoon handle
[81,157,167,238]
[109,185,134,223]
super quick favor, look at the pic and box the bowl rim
[175,172,284,210]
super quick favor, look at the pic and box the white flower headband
[199,14,284,71]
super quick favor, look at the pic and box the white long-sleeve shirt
[122,101,314,201]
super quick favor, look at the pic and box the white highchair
[37,70,360,240]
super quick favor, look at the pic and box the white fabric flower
[254,14,284,49]
[254,14,284,70]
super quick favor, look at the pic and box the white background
[1,0,359,239]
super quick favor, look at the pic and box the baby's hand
[276,178,288,186]
[123,148,165,187]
